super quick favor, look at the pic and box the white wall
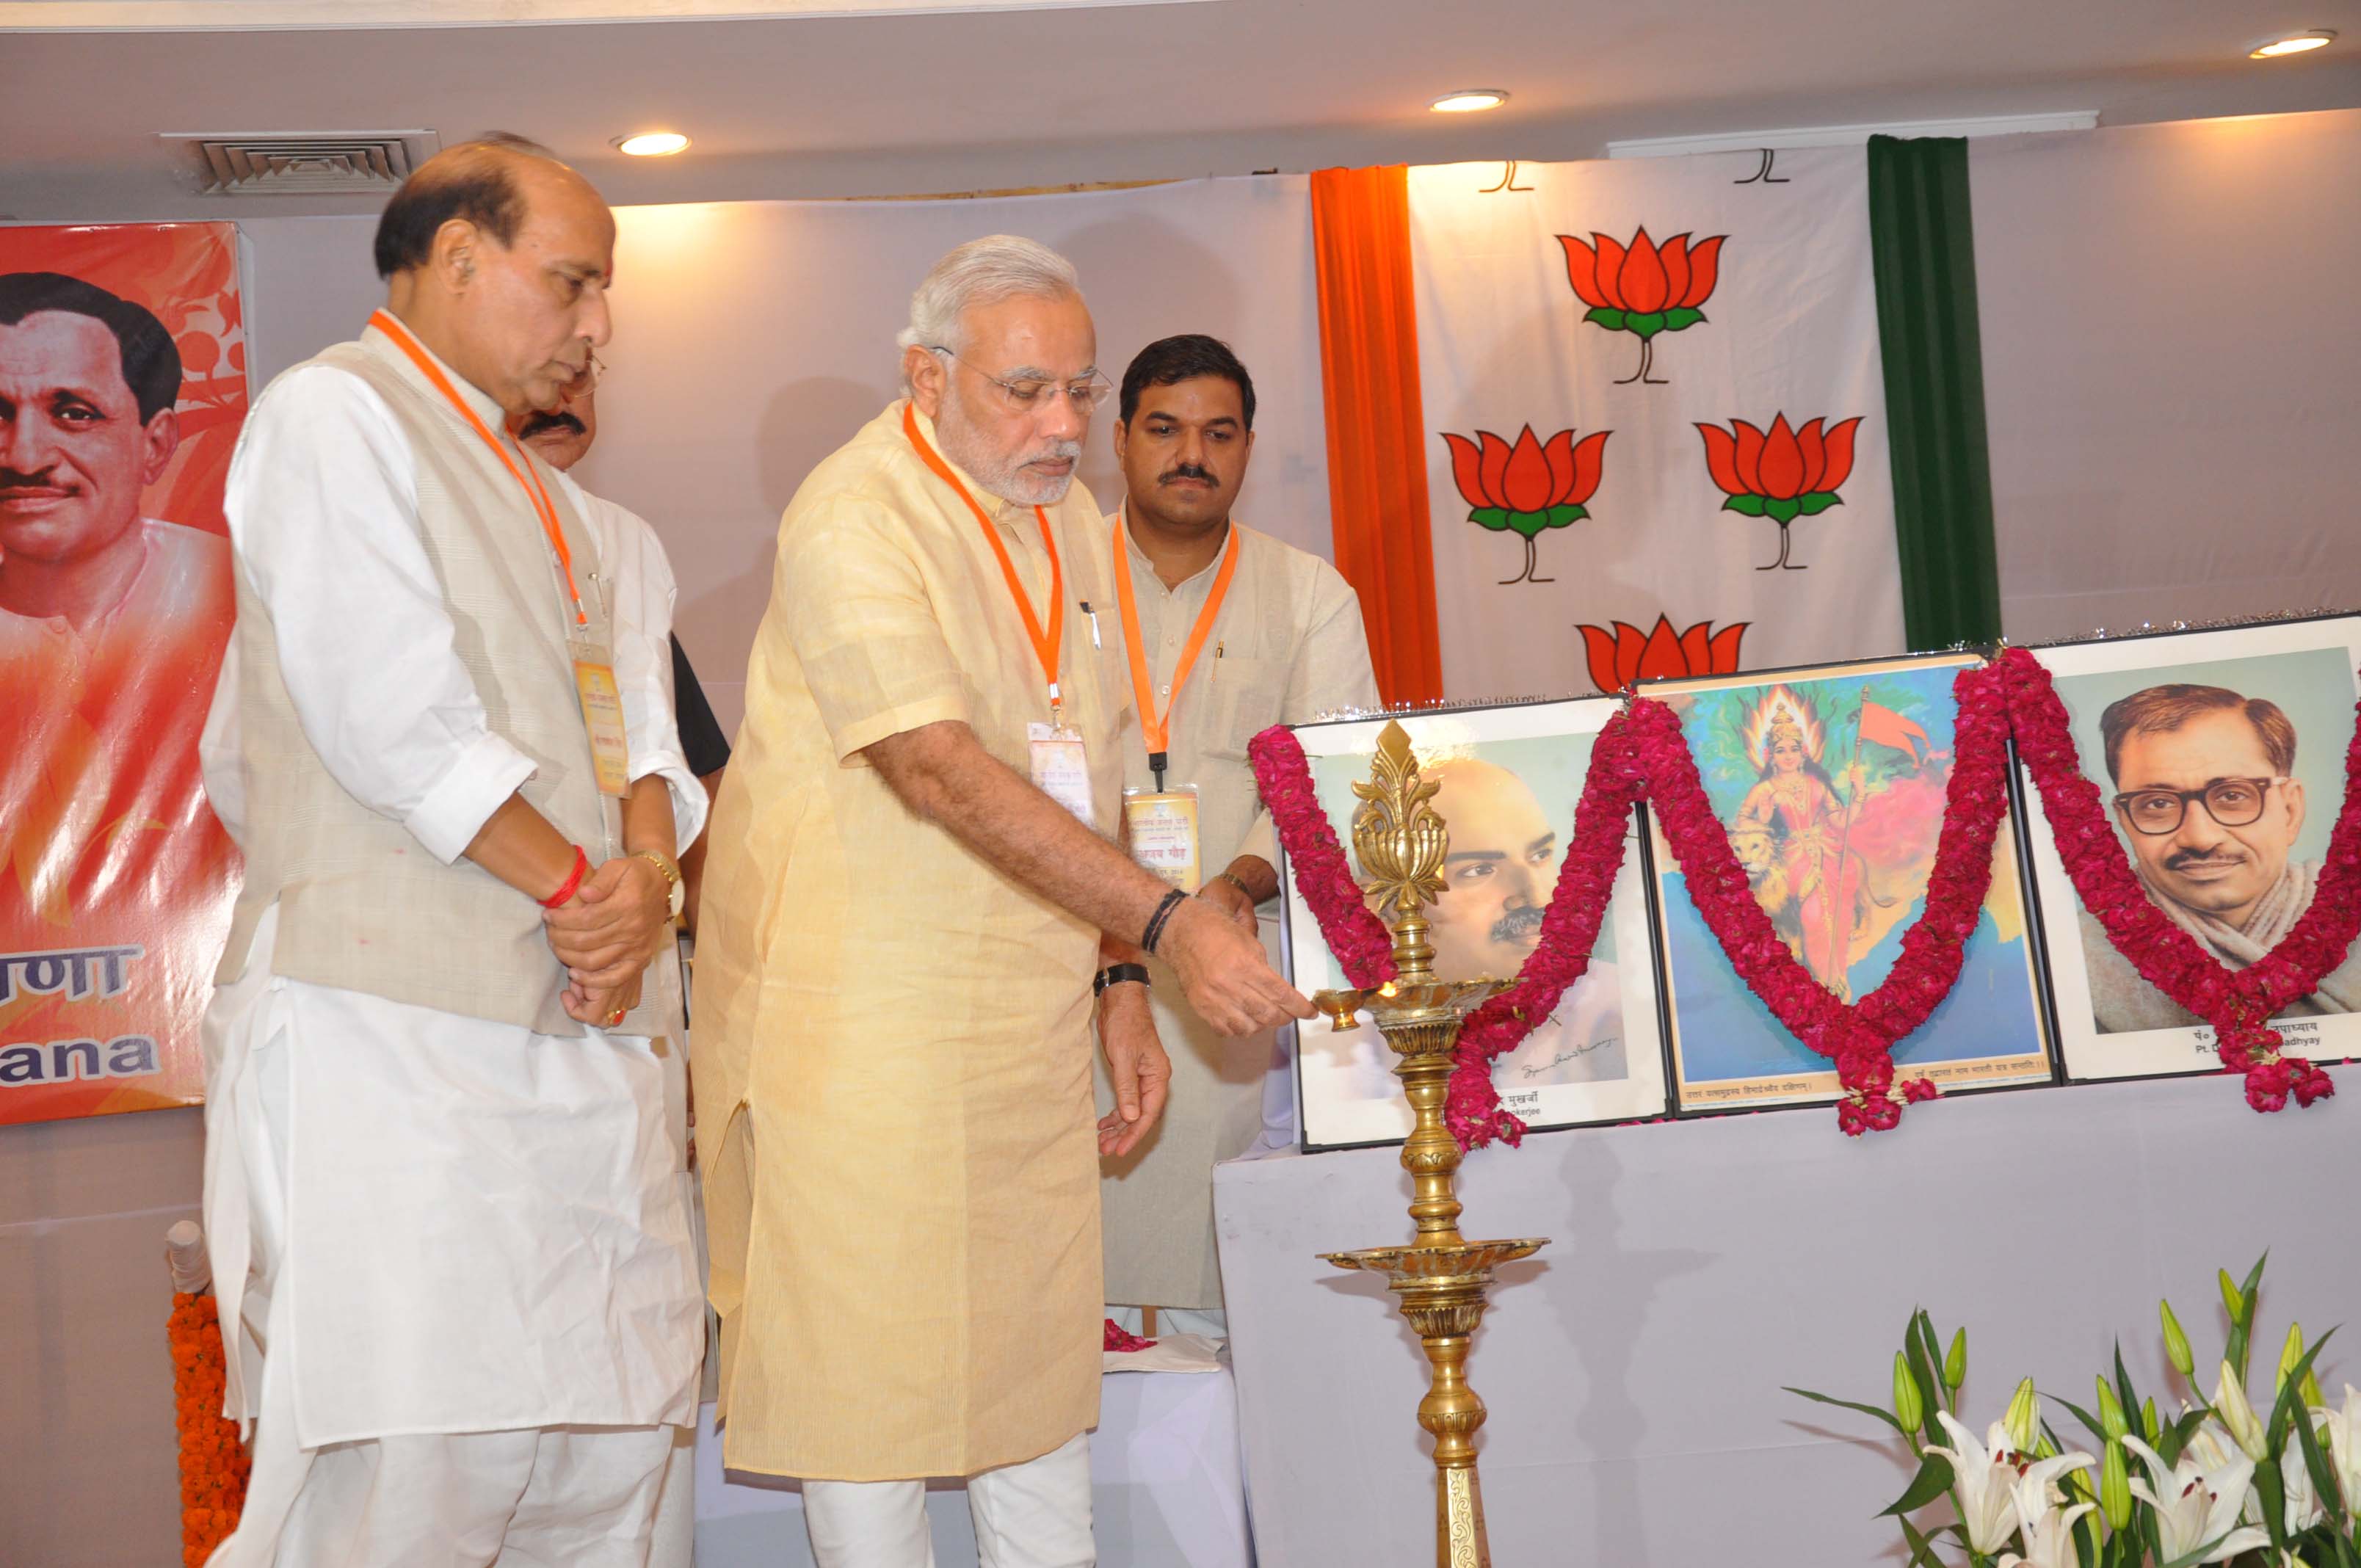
[1973,109,2361,642]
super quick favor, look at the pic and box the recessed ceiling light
[2250,29,2334,58]
[1430,90,1509,115]
[615,131,690,157]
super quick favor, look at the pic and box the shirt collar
[363,315,512,432]
[1118,500,1235,593]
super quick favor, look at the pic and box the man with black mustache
[509,366,733,932]
[2081,681,2361,1031]
[1098,333,1379,1337]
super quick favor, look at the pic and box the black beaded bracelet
[1140,887,1189,956]
[1093,962,1150,996]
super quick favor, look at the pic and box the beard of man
[935,369,1084,508]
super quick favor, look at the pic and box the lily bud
[2101,1438,2133,1531]
[2161,1299,2195,1378]
[1945,1328,1968,1393]
[2096,1377,2128,1441]
[1893,1351,1923,1436]
[2141,1395,2160,1443]
[2220,1268,2245,1329]
[2302,1365,2326,1410]
[2216,1360,2268,1462]
[2279,1322,2306,1395]
[2004,1377,2039,1453]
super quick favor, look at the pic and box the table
[1214,1074,2361,1565]
[692,1362,1252,1567]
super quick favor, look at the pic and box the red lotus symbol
[1558,228,1726,386]
[1578,615,1749,695]
[1696,414,1863,571]
[1440,424,1611,585]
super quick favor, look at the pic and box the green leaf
[2114,1343,2143,1449]
[2270,1328,2340,1454]
[2164,1406,2210,1466]
[1546,503,1589,528]
[1896,1514,1948,1568]
[1796,490,1844,515]
[2053,1393,2111,1448]
[1783,1385,1904,1434]
[1723,493,1768,517]
[1904,1314,1945,1431]
[1767,496,1805,524]
[1882,1451,1958,1517]
[1625,310,1667,339]
[2235,1252,2271,1382]
[1583,306,1627,330]
[1468,507,1512,532]
[1506,509,1555,539]
[2255,1452,2291,1551]
[2296,1401,2343,1526]
[1664,306,1705,331]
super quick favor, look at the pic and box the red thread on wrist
[541,846,590,909]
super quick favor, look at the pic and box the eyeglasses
[2111,776,2291,836]
[929,346,1111,415]
[563,352,607,393]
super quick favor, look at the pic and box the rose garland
[1998,647,2354,1110]
[169,1291,247,1567]
[1247,727,1398,988]
[1256,650,2361,1149]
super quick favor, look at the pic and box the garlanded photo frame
[1277,698,1670,1150]
[2016,614,2361,1084]
[1641,653,2058,1112]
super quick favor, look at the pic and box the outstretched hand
[1161,897,1313,1036]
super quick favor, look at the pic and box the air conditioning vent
[160,131,442,196]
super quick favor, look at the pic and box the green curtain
[1868,134,2004,648]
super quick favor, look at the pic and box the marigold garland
[169,1291,248,1567]
[1254,648,2361,1150]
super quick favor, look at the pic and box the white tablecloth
[691,1362,1252,1567]
[1214,1074,2361,1566]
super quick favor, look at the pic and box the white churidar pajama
[802,1433,1096,1568]
[199,364,707,1567]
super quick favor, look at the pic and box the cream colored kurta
[695,402,1130,1481]
[1096,512,1379,1309]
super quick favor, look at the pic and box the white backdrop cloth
[1408,148,1906,700]
[691,1366,1251,1568]
[1216,1073,2361,1565]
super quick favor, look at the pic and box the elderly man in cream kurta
[1095,335,1379,1328]
[694,239,1312,1568]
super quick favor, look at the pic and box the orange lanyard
[902,403,1066,713]
[369,309,587,629]
[1112,506,1241,788]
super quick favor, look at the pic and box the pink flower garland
[1247,727,1398,988]
[1998,647,2352,1110]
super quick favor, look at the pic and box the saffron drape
[1310,165,1446,706]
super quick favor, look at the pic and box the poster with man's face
[1281,698,1668,1150]
[0,224,246,1125]
[2020,617,2361,1081]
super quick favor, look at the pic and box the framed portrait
[1278,698,1670,1150]
[1642,655,2057,1111]
[2017,616,2361,1081]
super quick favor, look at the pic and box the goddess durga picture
[1725,686,1923,1000]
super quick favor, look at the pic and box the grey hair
[896,235,1083,362]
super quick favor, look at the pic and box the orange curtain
[1311,166,1445,707]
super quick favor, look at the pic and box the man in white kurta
[1095,335,1379,1327]
[198,139,703,1567]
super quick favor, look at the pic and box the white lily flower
[2216,1361,2269,1462]
[2124,1434,2271,1564]
[1925,1412,2022,1553]
[2313,1384,2361,1514]
[1995,1452,2096,1568]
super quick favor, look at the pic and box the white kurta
[197,363,707,1483]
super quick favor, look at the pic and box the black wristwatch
[1093,962,1151,997]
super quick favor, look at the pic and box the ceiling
[3,0,2357,220]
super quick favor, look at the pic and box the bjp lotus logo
[1558,228,1725,385]
[1440,424,1611,585]
[1696,414,1863,571]
[1578,615,1749,694]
